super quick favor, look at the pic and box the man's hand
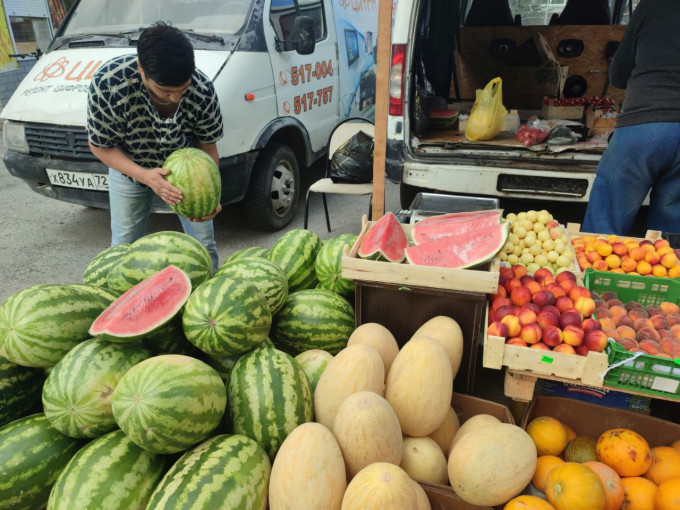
[142,168,183,206]
[189,204,222,222]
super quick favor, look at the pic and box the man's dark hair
[137,22,194,86]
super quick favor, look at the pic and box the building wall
[0,59,34,108]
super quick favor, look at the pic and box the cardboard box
[421,482,492,510]
[521,396,680,447]
[585,106,617,137]
[501,33,568,110]
[536,379,652,413]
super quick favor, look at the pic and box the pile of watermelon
[0,227,360,509]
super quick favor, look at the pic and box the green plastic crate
[583,268,680,307]
[604,339,680,399]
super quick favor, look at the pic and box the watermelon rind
[412,209,502,245]
[213,256,288,315]
[146,434,271,510]
[228,347,313,460]
[268,229,322,292]
[112,354,226,454]
[164,148,221,219]
[357,212,408,262]
[0,284,110,368]
[141,316,196,356]
[42,338,152,438]
[315,233,357,298]
[107,231,211,293]
[82,244,130,288]
[182,275,272,356]
[47,429,168,510]
[294,349,333,393]
[89,265,192,343]
[271,289,355,355]
[225,246,269,262]
[0,414,84,510]
[68,284,121,303]
[0,356,45,427]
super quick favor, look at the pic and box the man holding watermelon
[86,22,223,271]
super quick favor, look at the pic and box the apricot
[654,238,671,250]
[593,260,610,272]
[660,302,680,315]
[639,339,663,356]
[611,242,628,256]
[629,246,646,261]
[602,327,620,341]
[637,261,653,275]
[616,325,637,340]
[628,307,649,320]
[669,265,680,278]
[586,250,602,264]
[633,318,655,332]
[645,251,661,266]
[661,252,678,269]
[621,257,638,273]
[595,240,613,257]
[617,337,639,351]
[610,268,626,273]
[605,254,622,269]
[650,315,670,331]
[652,264,668,278]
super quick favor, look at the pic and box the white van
[2,0,378,230]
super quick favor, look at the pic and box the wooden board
[566,223,662,242]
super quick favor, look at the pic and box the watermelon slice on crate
[405,222,509,269]
[358,213,408,263]
[89,265,191,342]
[412,209,502,245]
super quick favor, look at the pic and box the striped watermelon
[0,284,109,368]
[146,434,270,510]
[107,231,211,293]
[214,256,288,314]
[294,349,333,392]
[228,347,313,459]
[112,354,226,454]
[182,275,272,356]
[164,148,221,219]
[226,246,269,262]
[268,229,322,292]
[0,356,45,426]
[47,429,167,510]
[142,316,195,355]
[68,284,120,303]
[0,414,84,510]
[82,244,130,288]
[271,289,355,355]
[315,233,357,298]
[42,338,151,438]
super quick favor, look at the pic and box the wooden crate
[566,223,662,242]
[541,98,584,120]
[342,217,500,294]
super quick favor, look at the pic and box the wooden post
[371,0,392,220]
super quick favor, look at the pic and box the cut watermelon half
[358,213,408,263]
[412,210,502,245]
[405,222,509,269]
[89,265,192,342]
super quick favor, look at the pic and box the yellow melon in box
[410,316,464,379]
[341,462,417,510]
[449,414,500,453]
[400,436,448,485]
[347,323,399,377]
[410,480,431,510]
[428,405,460,456]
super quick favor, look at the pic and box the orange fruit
[654,478,680,510]
[622,477,657,510]
[597,429,652,477]
[533,455,565,492]
[527,417,569,456]
[645,447,680,485]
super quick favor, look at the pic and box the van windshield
[61,0,253,37]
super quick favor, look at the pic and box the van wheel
[245,143,299,231]
[399,182,425,209]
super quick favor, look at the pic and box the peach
[644,251,661,266]
[499,266,514,279]
[613,314,635,329]
[629,246,646,261]
[616,325,637,340]
[602,327,620,341]
[621,257,638,273]
[491,296,512,312]
[658,328,672,339]
[558,278,576,294]
[575,344,590,356]
[511,264,528,279]
[582,318,602,333]
[554,296,575,314]
[628,307,649,320]
[640,240,655,250]
[559,311,583,329]
[617,337,639,351]
[607,299,625,309]
[517,308,538,326]
[555,271,577,284]
[666,313,680,327]
[646,305,665,318]
[488,321,509,338]
[661,252,678,269]
[592,260,610,272]
[652,264,668,278]
[501,315,522,337]
[601,291,618,302]
[650,315,670,331]
[633,317,655,332]
[659,337,679,356]
[639,339,662,356]
[520,323,543,345]
[491,284,507,300]
[494,305,515,322]
[586,250,603,264]
[562,325,585,347]
[506,337,528,347]
[624,300,643,311]
[574,296,596,318]
[661,302,680,315]
[524,280,543,296]
[594,307,613,319]
[636,327,661,343]
[609,304,628,317]
[568,286,592,302]
[654,239,671,250]
[584,330,609,352]
[546,283,567,298]
[598,317,617,330]
[542,326,564,347]
[537,310,560,329]
[553,343,576,355]
[541,305,562,317]
[532,289,555,308]
[533,267,554,281]
[519,275,535,286]
[611,242,628,256]
[503,277,522,294]
[521,302,541,315]
[510,286,532,307]
[531,342,551,351]
[540,276,557,289]
[670,324,680,339]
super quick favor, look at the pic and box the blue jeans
[583,122,680,235]
[108,168,219,272]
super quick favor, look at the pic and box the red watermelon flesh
[405,222,509,268]
[358,212,408,262]
[413,209,501,245]
[89,265,191,342]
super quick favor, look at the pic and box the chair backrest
[327,119,375,160]
[556,0,610,25]
[464,0,515,27]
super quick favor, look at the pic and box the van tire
[245,143,299,231]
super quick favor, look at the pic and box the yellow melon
[332,391,403,479]
[645,446,680,485]
[314,344,385,429]
[347,323,400,377]
[411,316,464,379]
[449,414,500,454]
[429,406,460,456]
[385,337,453,437]
[526,416,569,456]
[269,422,347,510]
[448,423,537,506]
[400,436,448,485]
[410,479,431,510]
[341,462,417,509]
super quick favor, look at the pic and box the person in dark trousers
[582,0,680,236]
[87,22,223,271]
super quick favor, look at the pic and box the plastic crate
[604,340,680,399]
[583,268,680,307]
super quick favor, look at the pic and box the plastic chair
[304,119,375,232]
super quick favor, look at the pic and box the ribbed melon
[0,356,45,426]
[82,244,130,288]
[164,147,221,219]
[268,229,322,292]
[294,349,333,392]
[47,429,167,510]
[315,233,357,298]
[400,436,448,485]
[146,434,271,510]
[411,316,464,379]
[341,462,418,509]
[332,391,402,479]
[314,344,385,430]
[42,338,151,438]
[347,323,399,377]
[269,423,347,510]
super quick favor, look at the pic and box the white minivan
[2,0,377,229]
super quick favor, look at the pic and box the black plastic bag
[411,55,435,136]
[329,131,374,183]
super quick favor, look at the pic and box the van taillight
[389,44,406,116]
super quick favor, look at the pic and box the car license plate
[45,169,109,191]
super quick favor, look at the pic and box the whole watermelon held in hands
[164,147,221,219]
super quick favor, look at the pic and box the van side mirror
[290,16,315,55]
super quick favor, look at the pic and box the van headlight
[4,121,29,153]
